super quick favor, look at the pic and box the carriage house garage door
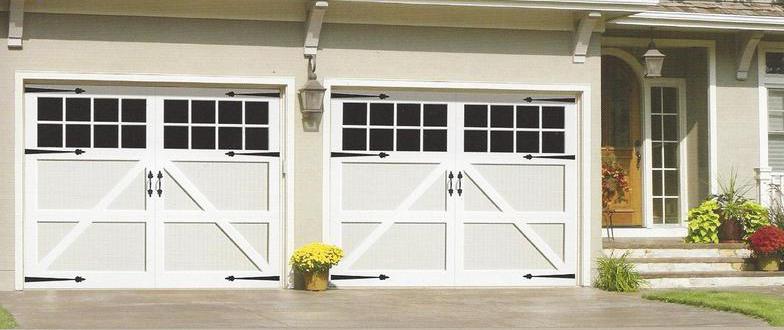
[23,85,283,289]
[329,91,579,286]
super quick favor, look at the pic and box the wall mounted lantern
[299,57,326,115]
[643,29,666,78]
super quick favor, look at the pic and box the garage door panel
[49,222,147,271]
[174,161,269,211]
[351,223,447,271]
[463,223,555,270]
[36,222,76,261]
[162,171,203,211]
[341,163,441,211]
[36,160,140,210]
[471,164,565,212]
[164,222,259,271]
[462,174,502,212]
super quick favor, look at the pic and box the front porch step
[642,271,784,288]
[604,248,752,258]
[629,257,750,272]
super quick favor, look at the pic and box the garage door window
[341,102,448,152]
[464,104,565,153]
[36,97,147,149]
[163,99,270,150]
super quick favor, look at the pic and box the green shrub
[594,253,644,292]
[742,201,770,241]
[686,199,721,243]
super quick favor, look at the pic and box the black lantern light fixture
[643,28,666,78]
[299,57,326,115]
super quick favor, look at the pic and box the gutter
[609,11,784,32]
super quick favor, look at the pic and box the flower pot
[756,255,782,272]
[303,271,329,291]
[718,217,744,243]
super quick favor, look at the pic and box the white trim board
[13,71,296,290]
[320,78,593,287]
[758,44,784,174]
[609,11,784,32]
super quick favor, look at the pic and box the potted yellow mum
[290,242,344,291]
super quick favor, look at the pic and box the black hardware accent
[156,171,163,197]
[225,275,280,281]
[523,97,576,103]
[25,148,85,155]
[523,154,576,160]
[331,152,389,158]
[225,91,281,98]
[523,273,576,280]
[225,151,281,157]
[25,87,85,94]
[25,276,85,283]
[447,171,454,196]
[147,170,154,198]
[456,172,463,197]
[331,93,389,100]
[331,274,389,281]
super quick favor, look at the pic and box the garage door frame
[321,78,593,287]
[13,72,297,290]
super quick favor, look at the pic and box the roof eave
[609,11,784,32]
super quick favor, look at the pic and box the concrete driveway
[0,288,769,328]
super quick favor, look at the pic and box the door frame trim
[321,78,593,286]
[14,71,296,290]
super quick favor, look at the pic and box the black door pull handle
[448,171,454,196]
[147,170,154,197]
[156,171,163,197]
[457,172,463,197]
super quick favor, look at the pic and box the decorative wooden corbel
[736,31,764,80]
[572,12,602,64]
[304,1,329,58]
[7,0,24,49]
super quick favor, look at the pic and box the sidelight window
[650,87,682,225]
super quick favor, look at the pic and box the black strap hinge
[225,91,280,98]
[25,87,85,94]
[225,151,281,157]
[225,275,280,282]
[523,97,575,103]
[25,276,85,283]
[331,274,389,281]
[25,149,85,155]
[523,273,575,279]
[524,154,575,160]
[331,152,388,159]
[331,93,389,100]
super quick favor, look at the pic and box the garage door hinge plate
[225,275,280,281]
[25,87,85,94]
[225,151,280,158]
[225,91,280,98]
[331,274,389,281]
[25,148,85,155]
[523,154,575,160]
[331,152,389,158]
[25,276,85,283]
[331,93,389,100]
[523,97,576,103]
[523,273,575,279]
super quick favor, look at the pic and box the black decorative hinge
[25,276,85,283]
[225,151,281,157]
[523,154,575,160]
[225,91,281,98]
[331,152,389,158]
[25,87,85,94]
[331,93,389,100]
[25,149,85,155]
[523,97,576,103]
[225,275,281,281]
[523,273,575,279]
[331,274,389,281]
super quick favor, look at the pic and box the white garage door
[328,92,578,286]
[23,86,282,288]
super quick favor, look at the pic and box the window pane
[541,132,564,153]
[652,198,664,224]
[164,100,188,123]
[94,99,119,122]
[342,128,366,151]
[122,125,146,149]
[191,127,216,149]
[464,130,487,152]
[66,98,91,122]
[246,128,269,150]
[664,198,680,224]
[423,104,447,127]
[769,134,784,171]
[37,124,62,147]
[770,111,784,132]
[490,131,513,152]
[38,97,63,121]
[369,129,393,151]
[164,126,188,149]
[542,106,565,129]
[770,90,784,111]
[516,106,539,128]
[423,130,447,152]
[65,124,90,147]
[662,87,677,113]
[662,115,678,141]
[370,103,394,126]
[663,142,678,169]
[219,101,242,124]
[665,170,679,196]
[191,100,216,124]
[651,87,662,113]
[94,125,119,148]
[652,142,662,168]
[490,105,513,128]
[396,129,420,151]
[218,127,242,150]
[343,103,367,125]
[464,105,487,128]
[516,131,539,153]
[652,170,663,196]
[767,52,784,75]
[245,101,269,125]
[397,104,421,126]
[122,99,147,122]
[651,115,662,141]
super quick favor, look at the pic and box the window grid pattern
[463,104,566,154]
[163,99,270,151]
[767,52,784,75]
[36,97,147,149]
[341,102,448,152]
[650,87,680,225]
[768,90,784,171]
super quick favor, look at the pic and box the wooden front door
[601,56,644,227]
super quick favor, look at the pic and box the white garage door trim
[321,79,593,287]
[14,72,296,290]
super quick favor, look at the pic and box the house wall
[0,12,603,290]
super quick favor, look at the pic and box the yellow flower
[290,242,344,273]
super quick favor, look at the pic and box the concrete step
[629,257,750,272]
[604,239,745,250]
[604,248,751,258]
[642,271,784,288]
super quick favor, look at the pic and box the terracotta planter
[718,216,744,243]
[303,271,329,291]
[756,255,782,272]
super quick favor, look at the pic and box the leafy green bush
[594,253,644,292]
[686,199,721,243]
[742,201,770,241]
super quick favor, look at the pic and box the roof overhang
[332,0,660,13]
[609,11,784,32]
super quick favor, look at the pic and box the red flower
[749,226,784,256]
